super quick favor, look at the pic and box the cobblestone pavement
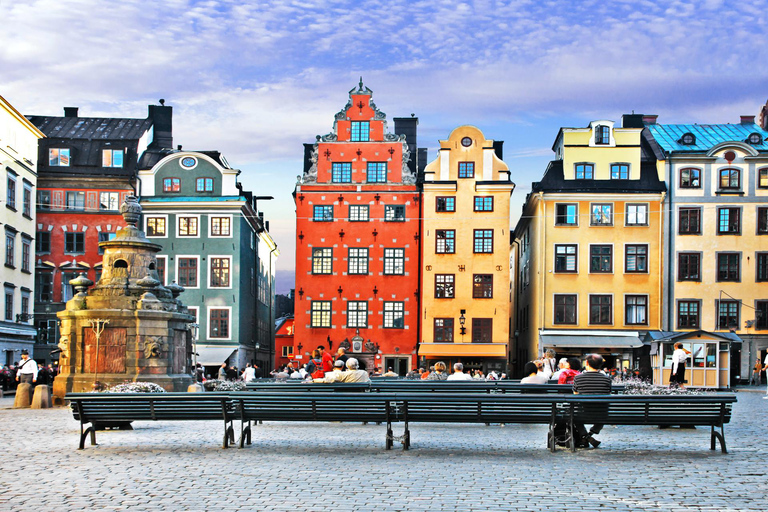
[1,388,767,512]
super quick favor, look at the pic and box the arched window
[718,168,740,190]
[679,168,701,189]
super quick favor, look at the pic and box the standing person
[573,354,612,448]
[335,348,348,370]
[306,349,325,379]
[750,358,763,386]
[218,363,227,380]
[670,342,691,386]
[15,350,38,385]
[195,363,205,383]
[764,352,768,399]
[243,363,256,383]
[317,345,334,373]
[446,362,473,381]
[541,349,557,380]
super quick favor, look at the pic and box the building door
[383,356,409,376]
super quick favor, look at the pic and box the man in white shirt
[15,350,38,385]
[242,363,256,382]
[447,362,473,381]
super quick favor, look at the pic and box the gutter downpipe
[666,157,673,333]
[414,181,423,370]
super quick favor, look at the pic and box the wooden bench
[66,393,236,449]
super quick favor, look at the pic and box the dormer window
[49,148,70,166]
[747,132,763,145]
[196,178,214,192]
[680,132,696,145]
[575,163,594,179]
[102,149,124,168]
[163,178,180,193]
[594,125,610,145]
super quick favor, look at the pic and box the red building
[294,81,422,375]
[274,315,295,370]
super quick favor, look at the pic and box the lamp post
[459,309,466,340]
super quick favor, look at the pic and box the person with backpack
[306,349,325,380]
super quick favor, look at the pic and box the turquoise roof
[142,196,245,202]
[648,123,768,153]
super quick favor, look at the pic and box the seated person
[557,358,582,384]
[573,354,612,448]
[520,362,548,384]
[314,359,345,383]
[338,358,370,383]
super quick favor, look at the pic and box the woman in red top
[558,357,582,384]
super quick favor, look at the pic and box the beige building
[0,95,44,366]
[419,126,514,374]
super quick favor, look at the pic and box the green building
[138,150,278,376]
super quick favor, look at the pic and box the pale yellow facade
[420,126,514,373]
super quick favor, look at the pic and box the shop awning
[197,347,236,366]
[540,334,643,349]
[418,343,507,358]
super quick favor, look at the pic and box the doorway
[383,356,409,376]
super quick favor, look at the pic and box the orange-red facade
[294,83,420,374]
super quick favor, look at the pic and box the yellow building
[419,126,514,374]
[648,114,768,386]
[513,116,666,376]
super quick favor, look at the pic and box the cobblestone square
[1,389,766,511]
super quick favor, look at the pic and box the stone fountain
[52,196,194,404]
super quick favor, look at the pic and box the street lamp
[188,322,199,373]
[459,309,466,339]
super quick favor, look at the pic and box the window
[64,233,84,254]
[625,295,648,325]
[575,163,594,179]
[681,132,696,145]
[347,301,368,328]
[178,216,198,237]
[594,125,610,145]
[38,190,51,210]
[759,168,768,188]
[679,208,701,234]
[590,204,613,225]
[196,178,214,192]
[678,253,701,281]
[210,217,231,236]
[4,290,12,321]
[473,229,493,253]
[312,248,332,274]
[49,148,70,166]
[626,204,648,226]
[20,294,29,321]
[680,168,701,188]
[473,274,493,298]
[36,273,53,302]
[366,162,387,183]
[590,245,612,273]
[99,192,119,211]
[178,258,198,287]
[6,175,15,210]
[589,295,612,324]
[554,245,577,273]
[102,149,123,168]
[383,302,404,328]
[332,163,352,183]
[146,217,166,237]
[458,162,475,178]
[310,301,331,328]
[677,301,700,329]
[434,318,454,342]
[717,253,740,282]
[471,318,493,343]
[61,271,77,302]
[210,257,230,287]
[718,168,740,190]
[282,346,294,358]
[756,301,768,330]
[21,239,30,272]
[384,205,405,222]
[5,233,14,267]
[555,204,578,226]
[383,248,404,275]
[436,197,456,212]
[348,248,368,275]
[97,232,115,255]
[757,253,768,282]
[313,205,333,222]
[758,208,768,234]
[625,245,648,273]
[66,191,85,210]
[717,300,739,330]
[350,121,369,142]
[156,256,166,285]
[554,295,577,324]
[163,178,181,193]
[209,309,230,338]
[436,230,455,254]
[434,274,455,298]
[610,164,629,180]
[349,205,369,222]
[474,196,493,211]
[717,207,740,234]
[36,232,50,253]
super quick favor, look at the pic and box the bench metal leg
[79,424,96,450]
[239,421,252,449]
[223,421,235,449]
[711,425,727,454]
[403,419,410,451]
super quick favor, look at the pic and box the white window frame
[177,214,201,238]
[187,306,199,328]
[145,214,169,238]
[102,149,124,168]
[625,203,649,226]
[208,255,233,289]
[207,306,232,340]
[175,255,201,289]
[209,214,234,238]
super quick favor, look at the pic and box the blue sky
[3,0,768,293]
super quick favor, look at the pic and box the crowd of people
[0,350,57,391]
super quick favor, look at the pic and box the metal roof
[648,123,768,153]
[26,115,152,140]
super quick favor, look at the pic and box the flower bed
[202,379,246,391]
[102,382,167,393]
[615,377,712,395]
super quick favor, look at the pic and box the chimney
[642,115,658,125]
[303,143,314,175]
[64,107,78,118]
[394,116,419,177]
[621,114,645,128]
[740,115,755,125]
[493,140,504,160]
[147,102,173,149]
